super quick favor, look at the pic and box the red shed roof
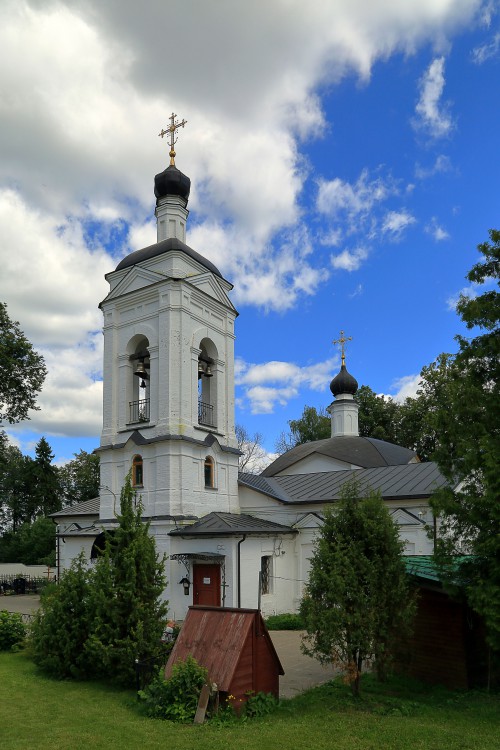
[165,606,284,690]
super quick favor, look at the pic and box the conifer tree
[30,552,93,679]
[85,476,168,686]
[301,480,415,696]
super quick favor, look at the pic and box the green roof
[405,556,441,583]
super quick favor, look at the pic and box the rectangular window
[260,555,272,595]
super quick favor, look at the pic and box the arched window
[204,456,215,488]
[132,455,144,488]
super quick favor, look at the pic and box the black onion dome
[154,164,191,204]
[330,364,358,397]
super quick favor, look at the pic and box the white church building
[53,126,447,620]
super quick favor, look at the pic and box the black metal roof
[115,236,223,278]
[261,436,417,477]
[330,364,358,396]
[169,511,296,537]
[239,461,448,504]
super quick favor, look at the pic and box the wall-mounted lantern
[179,577,191,596]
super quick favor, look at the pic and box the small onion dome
[154,164,191,204]
[330,364,358,397]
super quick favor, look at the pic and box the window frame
[132,454,144,488]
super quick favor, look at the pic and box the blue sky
[0,1,499,465]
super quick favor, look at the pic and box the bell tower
[97,116,240,526]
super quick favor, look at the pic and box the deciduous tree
[429,229,500,651]
[0,303,47,426]
[236,424,271,473]
[59,450,100,505]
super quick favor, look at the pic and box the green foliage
[30,478,168,686]
[84,477,168,686]
[0,611,26,650]
[139,656,208,722]
[275,394,434,461]
[30,553,93,678]
[0,517,56,565]
[244,690,278,718]
[0,434,61,535]
[59,450,100,505]
[428,229,500,652]
[31,437,62,518]
[275,405,330,452]
[265,613,304,630]
[0,303,47,426]
[301,480,415,697]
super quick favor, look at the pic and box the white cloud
[446,285,478,311]
[425,217,450,240]
[381,210,417,238]
[415,154,452,179]
[331,247,369,272]
[414,56,454,138]
[317,169,395,223]
[390,374,422,401]
[471,31,500,63]
[0,0,486,437]
[236,356,337,413]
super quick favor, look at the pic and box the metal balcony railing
[198,400,215,427]
[129,398,150,423]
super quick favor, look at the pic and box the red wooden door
[193,564,221,606]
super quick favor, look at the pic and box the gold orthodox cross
[159,112,188,166]
[333,330,352,367]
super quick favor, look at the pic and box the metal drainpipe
[237,534,246,608]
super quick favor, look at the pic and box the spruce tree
[85,476,168,686]
[30,552,93,679]
[301,479,415,696]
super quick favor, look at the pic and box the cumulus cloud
[0,0,486,437]
[236,356,337,413]
[414,57,455,138]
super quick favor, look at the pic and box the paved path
[0,594,40,615]
[269,630,337,699]
[1,597,335,698]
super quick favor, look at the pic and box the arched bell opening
[197,338,217,428]
[127,336,151,423]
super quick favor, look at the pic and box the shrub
[0,610,26,650]
[265,613,304,630]
[139,656,208,722]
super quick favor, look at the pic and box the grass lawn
[0,651,499,750]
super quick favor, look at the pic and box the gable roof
[169,511,296,537]
[261,436,417,477]
[165,606,284,689]
[51,497,100,518]
[239,462,447,504]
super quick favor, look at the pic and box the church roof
[239,461,447,504]
[169,511,296,537]
[261,436,417,477]
[51,497,100,517]
[115,236,223,278]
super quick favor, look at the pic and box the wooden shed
[399,557,492,689]
[165,606,284,700]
